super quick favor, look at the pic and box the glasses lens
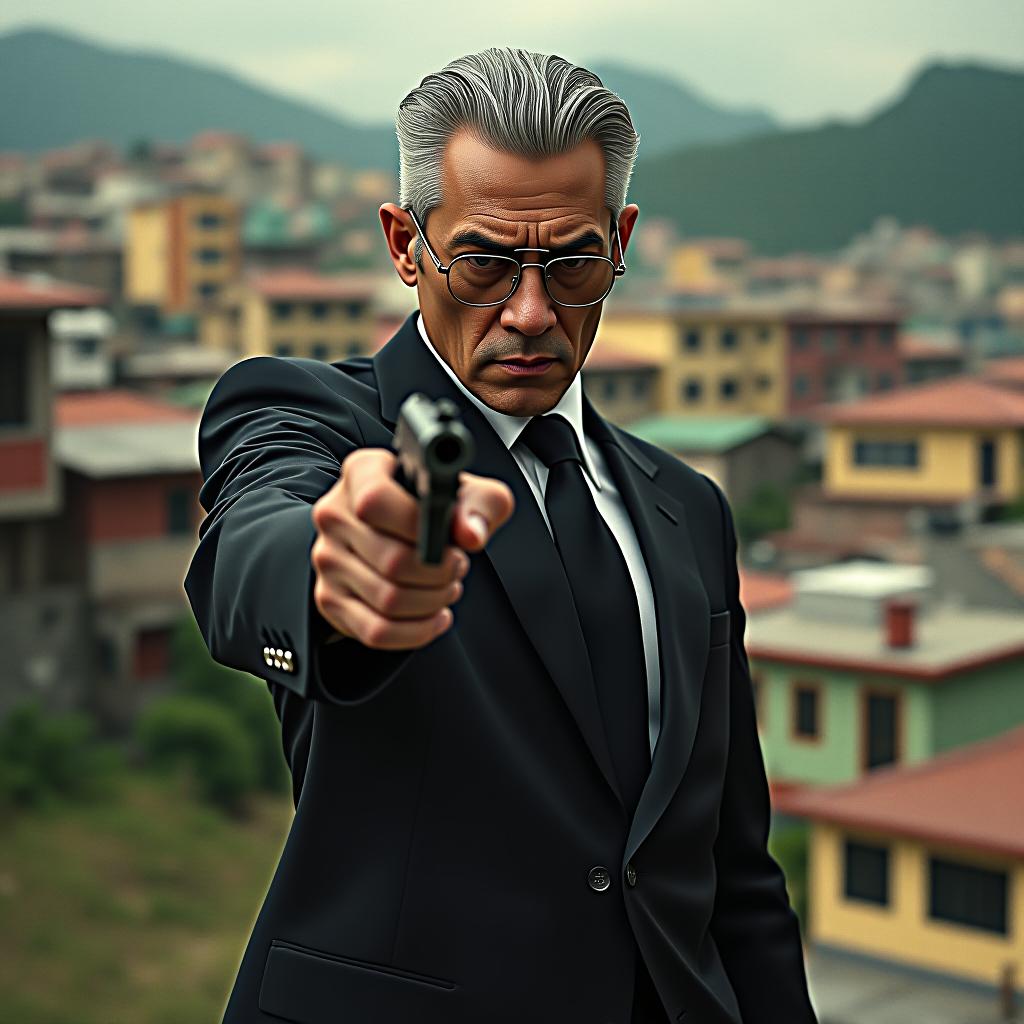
[545,256,615,306]
[449,254,520,305]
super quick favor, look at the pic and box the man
[184,48,819,1024]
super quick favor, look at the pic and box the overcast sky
[2,1,1022,128]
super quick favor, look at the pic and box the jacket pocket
[258,938,457,1023]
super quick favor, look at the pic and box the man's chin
[473,378,565,418]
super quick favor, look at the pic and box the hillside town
[2,91,1023,1023]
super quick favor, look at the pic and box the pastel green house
[743,560,1024,791]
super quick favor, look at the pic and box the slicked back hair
[395,48,640,264]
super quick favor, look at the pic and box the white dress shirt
[415,312,663,757]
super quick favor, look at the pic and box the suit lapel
[372,313,712,853]
[373,313,621,802]
[583,400,711,864]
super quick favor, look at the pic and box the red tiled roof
[984,356,1024,386]
[0,275,107,310]
[811,375,1024,427]
[248,268,376,301]
[56,390,197,427]
[739,569,794,613]
[774,725,1024,859]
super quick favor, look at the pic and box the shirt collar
[415,310,602,490]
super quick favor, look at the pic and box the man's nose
[499,263,557,336]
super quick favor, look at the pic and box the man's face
[381,127,638,417]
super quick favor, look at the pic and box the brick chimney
[884,599,916,648]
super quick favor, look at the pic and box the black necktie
[519,414,651,814]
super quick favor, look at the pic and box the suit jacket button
[588,866,611,892]
[625,863,637,887]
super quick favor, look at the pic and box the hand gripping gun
[392,393,475,565]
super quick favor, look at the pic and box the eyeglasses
[404,206,627,308]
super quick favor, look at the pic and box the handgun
[392,393,475,564]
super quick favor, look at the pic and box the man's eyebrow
[447,228,606,254]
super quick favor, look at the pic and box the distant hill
[0,26,397,169]
[590,60,780,157]
[629,61,1024,254]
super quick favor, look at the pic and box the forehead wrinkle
[449,210,604,248]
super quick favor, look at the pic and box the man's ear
[379,204,418,287]
[616,204,640,263]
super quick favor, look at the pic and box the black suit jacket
[184,311,818,1024]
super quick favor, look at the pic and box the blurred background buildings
[0,18,1022,1024]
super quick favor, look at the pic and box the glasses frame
[404,206,627,309]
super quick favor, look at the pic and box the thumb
[450,473,515,552]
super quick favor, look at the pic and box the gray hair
[395,48,640,264]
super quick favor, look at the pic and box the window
[311,302,328,320]
[877,371,894,390]
[864,691,899,770]
[632,376,649,400]
[0,340,29,426]
[682,378,702,402]
[793,373,809,397]
[195,248,222,264]
[311,342,330,361]
[850,326,864,347]
[74,336,98,357]
[793,327,811,350]
[274,342,293,357]
[196,282,220,300]
[603,377,618,401]
[720,327,738,350]
[758,326,771,342]
[878,325,895,347]
[821,328,838,352]
[166,488,192,535]
[844,839,890,906]
[756,374,772,392]
[681,328,701,352]
[346,341,363,356]
[195,212,223,230]
[346,301,366,319]
[272,302,293,320]
[929,856,1007,934]
[853,439,918,468]
[793,683,819,738]
[719,377,739,400]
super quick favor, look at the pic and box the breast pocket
[258,939,458,1023]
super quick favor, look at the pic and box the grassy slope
[0,773,293,1024]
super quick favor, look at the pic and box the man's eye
[466,255,501,269]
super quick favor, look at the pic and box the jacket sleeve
[183,355,416,706]
[701,473,819,1024]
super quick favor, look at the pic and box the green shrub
[170,617,291,796]
[0,700,121,811]
[769,819,809,933]
[136,696,258,816]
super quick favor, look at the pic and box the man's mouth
[494,356,558,376]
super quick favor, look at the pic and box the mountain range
[1,27,1021,253]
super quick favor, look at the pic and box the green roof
[628,415,773,452]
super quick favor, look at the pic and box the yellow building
[777,725,1024,992]
[817,375,1024,506]
[125,191,241,315]
[199,267,377,361]
[597,304,788,419]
